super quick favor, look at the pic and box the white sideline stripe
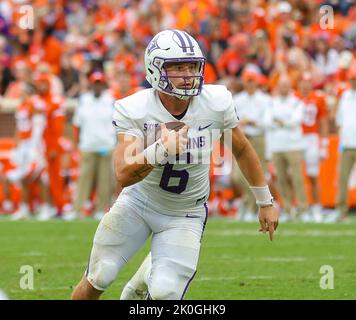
[207,230,356,237]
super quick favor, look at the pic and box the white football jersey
[112,85,239,213]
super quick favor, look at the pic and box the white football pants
[85,193,208,299]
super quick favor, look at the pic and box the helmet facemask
[153,57,206,100]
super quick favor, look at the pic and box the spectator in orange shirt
[40,0,67,40]
[203,62,218,84]
[131,12,153,46]
[38,27,63,75]
[114,43,137,75]
[110,71,139,100]
[10,33,39,71]
[216,33,249,77]
[35,62,64,97]
[326,51,354,126]
[269,32,321,91]
[233,2,267,34]
[267,1,303,51]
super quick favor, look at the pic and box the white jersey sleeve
[201,84,239,131]
[112,101,144,139]
[222,89,239,131]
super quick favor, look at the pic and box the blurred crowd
[0,0,356,222]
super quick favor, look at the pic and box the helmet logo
[172,30,195,54]
[147,37,161,55]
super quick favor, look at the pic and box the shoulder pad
[199,85,232,112]
[114,89,151,119]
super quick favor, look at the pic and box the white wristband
[250,185,274,207]
[143,139,169,165]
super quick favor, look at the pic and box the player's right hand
[258,205,279,241]
[160,123,189,156]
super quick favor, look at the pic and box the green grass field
[1,217,356,300]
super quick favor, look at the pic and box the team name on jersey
[144,122,207,150]
[187,136,206,149]
[143,122,160,131]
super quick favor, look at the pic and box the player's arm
[228,126,279,240]
[230,126,266,186]
[114,134,154,188]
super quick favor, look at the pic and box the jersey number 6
[159,152,192,194]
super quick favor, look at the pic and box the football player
[4,82,47,220]
[297,72,329,222]
[71,29,279,300]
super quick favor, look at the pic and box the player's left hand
[258,206,279,241]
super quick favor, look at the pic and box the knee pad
[149,273,179,300]
[149,266,196,300]
[87,259,118,291]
